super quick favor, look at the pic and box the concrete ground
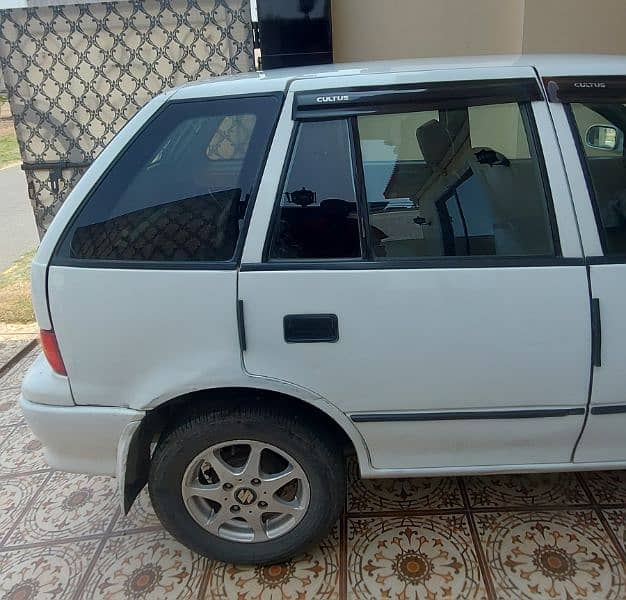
[0,165,39,273]
[1,348,625,598]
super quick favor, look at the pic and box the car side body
[19,54,626,562]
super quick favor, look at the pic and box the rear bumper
[20,396,144,476]
[21,351,74,406]
[20,351,145,475]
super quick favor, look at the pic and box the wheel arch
[118,385,370,514]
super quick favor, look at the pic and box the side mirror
[586,124,622,151]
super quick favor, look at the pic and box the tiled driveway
[1,348,626,599]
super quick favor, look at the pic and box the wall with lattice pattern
[0,0,253,234]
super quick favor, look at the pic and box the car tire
[148,404,346,564]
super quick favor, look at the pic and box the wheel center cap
[234,487,257,505]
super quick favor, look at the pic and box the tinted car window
[570,102,626,255]
[269,120,361,259]
[357,102,555,259]
[56,96,280,263]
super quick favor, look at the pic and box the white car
[20,55,626,564]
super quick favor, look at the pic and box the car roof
[172,54,626,100]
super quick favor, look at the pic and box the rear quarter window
[54,95,282,265]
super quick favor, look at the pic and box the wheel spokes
[205,506,234,534]
[263,465,300,495]
[241,444,263,480]
[265,496,306,516]
[207,449,240,482]
[182,439,311,543]
[243,511,268,542]
[182,481,222,502]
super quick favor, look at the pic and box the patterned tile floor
[1,348,626,598]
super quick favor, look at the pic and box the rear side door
[239,68,591,472]
[548,75,626,462]
[46,94,282,409]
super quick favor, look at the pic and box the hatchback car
[21,55,626,564]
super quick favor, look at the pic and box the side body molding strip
[351,408,585,423]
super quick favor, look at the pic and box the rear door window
[55,95,281,264]
[268,119,362,260]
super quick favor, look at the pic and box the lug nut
[230,505,240,513]
[251,478,261,486]
[258,501,268,509]
[223,483,233,490]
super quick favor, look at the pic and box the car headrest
[416,119,453,171]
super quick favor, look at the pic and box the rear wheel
[148,405,345,564]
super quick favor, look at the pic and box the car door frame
[544,74,626,463]
[244,67,584,263]
[240,66,594,476]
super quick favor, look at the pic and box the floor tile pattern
[348,514,487,599]
[1,348,626,598]
[206,526,340,599]
[475,510,625,599]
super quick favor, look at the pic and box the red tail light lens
[39,329,67,376]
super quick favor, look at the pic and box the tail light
[39,329,67,376]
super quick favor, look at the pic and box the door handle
[283,314,339,343]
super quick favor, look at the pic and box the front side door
[240,71,590,471]
[551,76,626,463]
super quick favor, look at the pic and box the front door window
[569,102,626,255]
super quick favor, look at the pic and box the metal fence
[0,0,254,234]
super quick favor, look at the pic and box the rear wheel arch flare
[120,386,367,514]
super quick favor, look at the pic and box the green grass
[0,129,20,169]
[0,250,36,323]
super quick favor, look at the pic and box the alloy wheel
[181,439,311,543]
